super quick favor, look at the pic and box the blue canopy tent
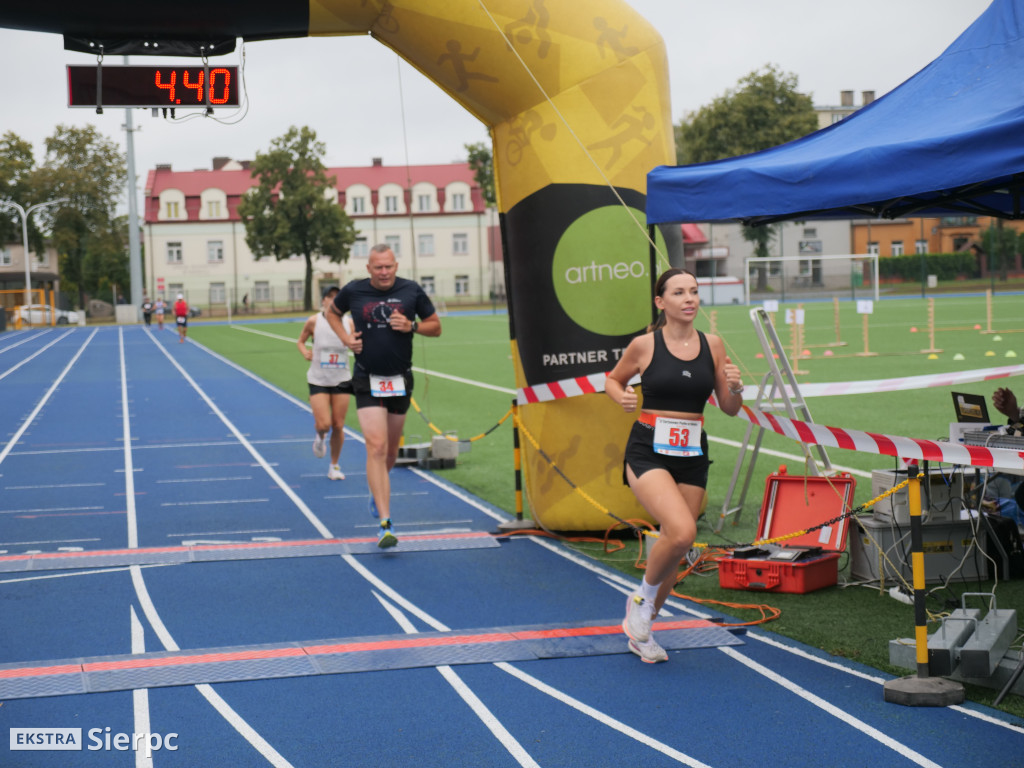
[646,0,1024,226]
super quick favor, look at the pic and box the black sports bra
[639,330,716,413]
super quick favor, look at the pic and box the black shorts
[352,370,414,415]
[175,315,187,327]
[623,420,710,488]
[308,380,354,397]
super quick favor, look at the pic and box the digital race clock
[67,65,240,108]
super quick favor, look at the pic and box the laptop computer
[951,391,990,423]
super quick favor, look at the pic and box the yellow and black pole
[499,399,534,532]
[883,471,965,706]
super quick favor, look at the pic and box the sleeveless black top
[639,329,716,413]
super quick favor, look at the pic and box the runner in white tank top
[297,287,354,480]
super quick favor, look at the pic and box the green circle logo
[551,206,662,335]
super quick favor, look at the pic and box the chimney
[372,157,383,167]
[840,90,854,107]
[156,163,172,171]
[861,90,876,106]
[212,156,231,170]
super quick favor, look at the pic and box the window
[802,227,817,238]
[420,276,435,296]
[168,283,183,299]
[417,194,432,212]
[891,240,904,256]
[352,196,366,214]
[352,238,368,259]
[166,201,180,218]
[384,195,399,213]
[253,281,271,302]
[207,200,221,218]
[167,242,183,264]
[207,240,224,263]
[209,282,226,303]
[451,193,466,211]
[867,241,879,256]
[385,235,401,256]
[915,239,928,255]
[418,233,435,256]
[35,250,48,267]
[0,248,10,266]
[454,274,470,296]
[452,232,468,255]
[288,281,303,302]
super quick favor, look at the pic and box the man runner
[326,245,441,548]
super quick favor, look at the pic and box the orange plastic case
[718,469,856,594]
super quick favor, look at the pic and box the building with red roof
[143,157,502,312]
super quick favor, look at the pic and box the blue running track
[0,325,1022,767]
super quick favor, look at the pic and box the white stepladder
[715,307,833,533]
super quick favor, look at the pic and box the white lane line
[0,328,95,468]
[747,632,1024,734]
[372,592,541,768]
[0,564,172,585]
[159,499,269,507]
[342,554,704,765]
[0,328,74,382]
[120,329,140,549]
[156,477,253,484]
[0,329,52,355]
[146,330,335,539]
[131,606,154,768]
[129,565,295,768]
[0,537,101,546]
[0,506,105,516]
[167,528,291,538]
[494,662,713,768]
[718,646,943,768]
[4,482,106,490]
[229,323,518,394]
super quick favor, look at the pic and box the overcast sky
[0,0,993,197]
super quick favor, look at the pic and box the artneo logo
[10,727,179,757]
[551,205,662,336]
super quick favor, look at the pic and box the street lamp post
[0,198,68,308]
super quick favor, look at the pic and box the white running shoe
[327,465,345,481]
[628,636,668,664]
[622,592,654,643]
[312,433,327,458]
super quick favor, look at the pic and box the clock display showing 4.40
[67,65,240,108]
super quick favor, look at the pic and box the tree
[0,132,40,250]
[37,125,128,309]
[982,221,1016,280]
[676,65,817,288]
[237,126,356,311]
[465,141,495,206]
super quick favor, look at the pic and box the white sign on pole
[857,300,874,314]
[763,299,779,313]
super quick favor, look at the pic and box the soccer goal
[743,253,879,304]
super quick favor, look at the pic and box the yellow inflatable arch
[309,0,675,530]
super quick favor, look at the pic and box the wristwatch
[411,321,418,334]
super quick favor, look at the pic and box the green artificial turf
[188,293,1024,717]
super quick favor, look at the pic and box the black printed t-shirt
[332,277,435,377]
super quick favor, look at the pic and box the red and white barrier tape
[737,404,1024,472]
[517,372,610,404]
[517,363,1024,404]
